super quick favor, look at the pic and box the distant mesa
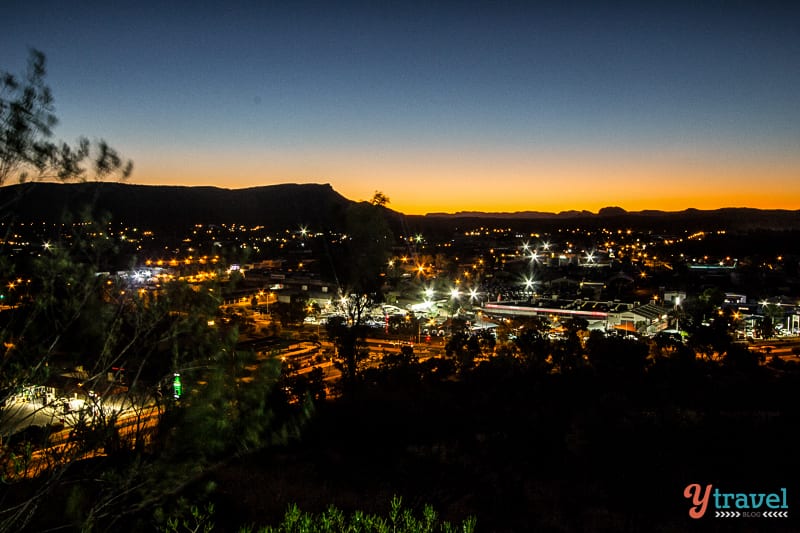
[597,206,627,216]
[0,182,358,230]
[428,207,625,218]
[426,210,590,219]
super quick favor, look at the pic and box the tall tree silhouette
[0,51,299,532]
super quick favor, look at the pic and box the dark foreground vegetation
[190,350,800,533]
[9,341,800,532]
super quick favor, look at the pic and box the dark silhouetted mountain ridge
[0,182,360,230]
[2,182,799,231]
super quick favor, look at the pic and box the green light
[173,373,182,399]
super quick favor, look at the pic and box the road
[748,337,800,360]
[2,329,444,478]
[1,401,163,480]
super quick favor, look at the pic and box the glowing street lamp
[523,277,534,292]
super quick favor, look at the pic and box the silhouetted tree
[722,343,762,371]
[326,314,369,386]
[341,202,393,294]
[551,335,585,373]
[756,303,783,340]
[513,325,551,371]
[585,331,648,377]
[445,331,480,373]
[273,296,309,327]
[0,51,298,532]
[0,49,132,187]
[370,190,390,207]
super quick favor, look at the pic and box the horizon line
[2,180,798,217]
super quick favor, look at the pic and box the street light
[447,288,461,335]
[469,288,479,303]
[523,276,534,296]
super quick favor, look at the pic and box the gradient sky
[3,1,799,215]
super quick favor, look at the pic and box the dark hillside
[0,182,359,231]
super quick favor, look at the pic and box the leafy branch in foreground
[0,49,132,187]
[1,50,305,532]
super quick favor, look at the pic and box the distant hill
[419,206,800,231]
[2,182,799,232]
[0,182,363,231]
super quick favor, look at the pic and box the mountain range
[2,182,799,231]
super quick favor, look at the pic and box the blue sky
[3,1,799,214]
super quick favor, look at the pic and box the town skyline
[3,1,799,215]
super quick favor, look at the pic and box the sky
[2,1,799,215]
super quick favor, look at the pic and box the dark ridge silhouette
[411,207,800,234]
[597,206,627,216]
[0,182,361,231]
[2,182,800,232]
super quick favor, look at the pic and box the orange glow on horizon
[131,145,800,215]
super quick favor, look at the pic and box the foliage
[585,331,648,377]
[0,49,132,187]
[340,202,393,294]
[272,297,309,327]
[163,502,215,533]
[756,303,782,340]
[512,325,550,371]
[370,191,390,207]
[0,51,300,532]
[325,295,375,386]
[444,332,480,373]
[326,315,370,385]
[162,496,476,533]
